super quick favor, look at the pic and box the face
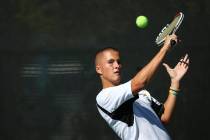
[96,49,122,87]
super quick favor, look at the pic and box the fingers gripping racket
[155,12,184,47]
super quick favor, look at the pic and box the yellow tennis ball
[136,15,148,29]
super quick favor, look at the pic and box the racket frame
[155,12,184,46]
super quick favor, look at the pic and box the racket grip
[170,40,176,46]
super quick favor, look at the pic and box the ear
[96,65,102,75]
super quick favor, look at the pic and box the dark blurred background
[0,0,210,140]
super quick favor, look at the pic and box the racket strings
[155,13,184,46]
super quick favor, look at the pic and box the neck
[101,79,119,89]
[102,80,115,89]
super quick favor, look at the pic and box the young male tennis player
[95,34,189,140]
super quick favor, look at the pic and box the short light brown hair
[95,47,119,66]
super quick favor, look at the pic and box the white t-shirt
[96,81,171,140]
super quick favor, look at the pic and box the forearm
[161,80,180,124]
[131,46,169,93]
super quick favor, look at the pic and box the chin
[114,78,121,85]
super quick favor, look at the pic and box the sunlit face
[96,49,122,87]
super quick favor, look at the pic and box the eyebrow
[107,58,121,63]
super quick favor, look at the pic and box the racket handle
[170,40,176,46]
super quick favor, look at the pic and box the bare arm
[131,34,177,94]
[161,54,189,124]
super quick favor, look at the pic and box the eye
[108,59,114,64]
[117,60,121,65]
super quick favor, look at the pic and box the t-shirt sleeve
[97,81,134,112]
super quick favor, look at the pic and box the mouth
[114,71,120,75]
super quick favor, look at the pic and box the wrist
[169,88,180,96]
[160,45,170,52]
[170,80,180,90]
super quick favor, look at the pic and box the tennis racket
[155,12,184,47]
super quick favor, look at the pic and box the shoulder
[96,87,119,106]
[96,81,133,107]
[97,80,131,96]
[96,89,107,106]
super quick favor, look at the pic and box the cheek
[103,64,111,69]
[102,65,112,74]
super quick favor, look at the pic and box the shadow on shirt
[133,102,167,131]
